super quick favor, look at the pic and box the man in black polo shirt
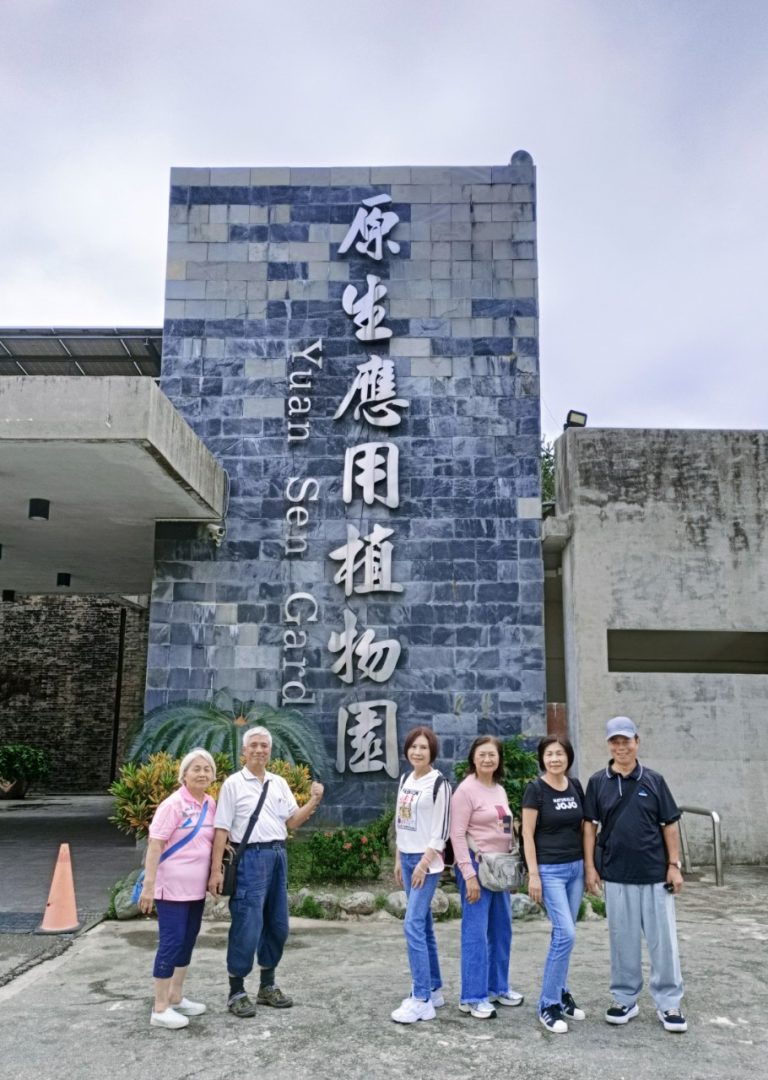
[583,716,687,1034]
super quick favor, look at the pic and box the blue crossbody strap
[159,799,209,862]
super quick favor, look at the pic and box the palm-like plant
[129,688,330,778]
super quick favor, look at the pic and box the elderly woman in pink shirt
[450,735,525,1019]
[138,747,217,1029]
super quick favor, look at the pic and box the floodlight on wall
[2,590,15,602]
[563,410,588,430]
[28,498,50,520]
[56,572,71,587]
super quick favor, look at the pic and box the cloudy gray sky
[1,0,766,439]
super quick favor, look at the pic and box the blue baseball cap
[606,716,638,740]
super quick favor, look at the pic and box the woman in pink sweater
[450,735,525,1018]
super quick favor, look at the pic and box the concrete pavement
[0,866,767,1080]
[0,795,138,984]
[1,796,766,1079]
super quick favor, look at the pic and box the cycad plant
[129,688,330,778]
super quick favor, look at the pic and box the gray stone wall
[0,596,148,792]
[150,158,545,823]
[556,428,768,863]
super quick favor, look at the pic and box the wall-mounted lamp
[56,572,71,587]
[28,499,50,520]
[2,590,15,602]
[563,410,588,430]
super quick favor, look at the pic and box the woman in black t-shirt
[521,736,585,1035]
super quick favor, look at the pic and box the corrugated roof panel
[65,338,128,357]
[1,338,69,357]
[79,359,139,375]
[17,359,83,375]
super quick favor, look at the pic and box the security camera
[206,523,226,546]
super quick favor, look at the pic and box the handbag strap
[232,780,271,865]
[597,775,642,850]
[159,799,209,863]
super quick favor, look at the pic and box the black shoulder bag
[221,779,270,896]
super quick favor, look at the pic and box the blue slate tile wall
[150,158,545,824]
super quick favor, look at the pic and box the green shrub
[586,893,606,918]
[454,735,539,819]
[0,744,49,785]
[364,805,395,847]
[293,894,326,919]
[286,838,314,888]
[109,750,309,840]
[307,826,387,883]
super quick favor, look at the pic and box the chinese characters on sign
[333,193,408,776]
[336,700,399,778]
[333,355,407,427]
[329,524,403,597]
[338,194,401,261]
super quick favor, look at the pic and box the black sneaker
[561,991,586,1020]
[227,992,257,1018]
[605,1001,639,1025]
[657,1008,688,1033]
[539,1004,568,1034]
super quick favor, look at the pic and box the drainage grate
[0,911,103,934]
[0,913,43,933]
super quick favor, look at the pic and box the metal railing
[677,805,724,886]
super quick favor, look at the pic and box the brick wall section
[150,158,545,823]
[0,596,148,791]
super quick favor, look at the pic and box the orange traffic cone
[38,842,80,933]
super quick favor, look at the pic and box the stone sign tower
[149,153,544,822]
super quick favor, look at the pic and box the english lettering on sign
[280,592,319,705]
[287,339,323,443]
[283,476,319,556]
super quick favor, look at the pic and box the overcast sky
[1,0,766,439]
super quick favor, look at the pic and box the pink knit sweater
[449,774,513,881]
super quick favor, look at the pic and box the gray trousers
[604,881,684,1012]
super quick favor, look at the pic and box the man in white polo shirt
[209,726,324,1017]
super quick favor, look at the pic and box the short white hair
[178,747,216,785]
[242,726,273,751]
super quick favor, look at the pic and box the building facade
[149,158,546,821]
[547,427,768,862]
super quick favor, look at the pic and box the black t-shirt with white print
[522,776,585,864]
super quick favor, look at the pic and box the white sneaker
[391,995,436,1024]
[173,997,206,1016]
[491,989,525,1007]
[431,990,445,1008]
[459,999,497,1019]
[150,1007,189,1029]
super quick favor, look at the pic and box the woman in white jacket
[390,726,451,1024]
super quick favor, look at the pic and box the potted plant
[0,743,50,799]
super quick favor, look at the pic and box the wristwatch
[668,860,682,870]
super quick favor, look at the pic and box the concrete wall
[556,428,768,863]
[150,158,545,823]
[0,596,148,791]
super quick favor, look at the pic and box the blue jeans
[227,846,289,979]
[455,858,512,1004]
[153,898,205,979]
[400,852,442,1001]
[538,859,584,1011]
